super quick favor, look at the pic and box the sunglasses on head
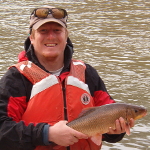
[31,8,68,19]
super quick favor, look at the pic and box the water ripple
[0,0,150,149]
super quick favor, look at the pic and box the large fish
[67,103,147,145]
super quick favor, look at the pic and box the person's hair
[30,29,35,38]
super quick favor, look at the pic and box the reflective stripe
[20,61,32,71]
[30,75,59,98]
[67,76,90,94]
[73,61,85,66]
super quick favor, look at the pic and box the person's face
[30,22,68,61]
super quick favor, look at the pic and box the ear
[29,35,34,44]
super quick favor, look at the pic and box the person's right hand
[48,120,88,147]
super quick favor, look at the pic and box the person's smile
[45,43,57,47]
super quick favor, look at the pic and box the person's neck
[39,57,64,72]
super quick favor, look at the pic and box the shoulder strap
[70,59,86,82]
[13,60,49,84]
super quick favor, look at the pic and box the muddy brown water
[0,0,150,149]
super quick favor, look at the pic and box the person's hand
[107,117,135,135]
[48,120,88,147]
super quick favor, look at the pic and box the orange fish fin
[78,107,97,117]
[124,118,131,136]
[91,133,102,145]
[125,123,131,136]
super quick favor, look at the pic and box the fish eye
[134,109,138,113]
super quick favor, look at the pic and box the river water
[0,0,150,149]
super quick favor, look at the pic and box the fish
[67,103,147,145]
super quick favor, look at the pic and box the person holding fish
[0,5,142,150]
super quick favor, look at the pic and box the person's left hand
[107,117,135,135]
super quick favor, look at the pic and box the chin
[44,54,58,60]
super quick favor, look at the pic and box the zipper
[62,80,70,150]
[62,80,68,121]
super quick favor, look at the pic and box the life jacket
[14,60,102,150]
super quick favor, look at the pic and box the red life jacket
[14,60,101,150]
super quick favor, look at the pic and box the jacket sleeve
[85,64,114,104]
[85,64,125,143]
[0,67,47,150]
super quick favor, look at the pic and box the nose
[47,30,55,39]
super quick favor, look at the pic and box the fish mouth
[135,110,147,120]
[142,110,147,117]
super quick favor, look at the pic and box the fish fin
[91,134,102,145]
[123,119,131,136]
[78,107,97,117]
[125,124,131,136]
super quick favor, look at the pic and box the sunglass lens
[35,8,49,18]
[52,8,65,19]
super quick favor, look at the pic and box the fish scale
[67,103,147,136]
